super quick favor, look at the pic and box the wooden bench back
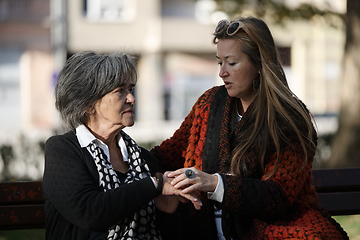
[0,181,45,230]
[312,167,360,216]
[0,167,359,230]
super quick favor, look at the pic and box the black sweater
[42,131,161,240]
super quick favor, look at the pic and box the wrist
[154,172,163,194]
[212,174,219,192]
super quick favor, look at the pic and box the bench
[0,168,359,230]
[312,167,360,216]
[0,181,45,230]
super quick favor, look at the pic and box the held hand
[166,167,218,194]
[154,175,202,212]
[163,175,203,210]
[154,195,181,213]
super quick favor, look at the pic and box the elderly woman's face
[90,81,135,130]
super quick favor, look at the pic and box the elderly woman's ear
[86,103,96,115]
[83,104,96,125]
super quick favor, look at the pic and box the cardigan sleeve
[42,134,159,230]
[150,98,199,172]
[151,87,218,172]
[219,145,313,218]
[150,111,193,172]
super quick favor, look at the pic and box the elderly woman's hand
[154,175,202,213]
[166,167,218,194]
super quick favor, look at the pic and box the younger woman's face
[216,38,259,102]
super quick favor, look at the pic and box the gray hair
[55,51,137,131]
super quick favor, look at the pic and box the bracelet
[155,172,163,194]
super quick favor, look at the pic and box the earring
[253,79,260,90]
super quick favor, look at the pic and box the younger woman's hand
[166,167,218,194]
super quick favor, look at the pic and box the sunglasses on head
[215,20,245,36]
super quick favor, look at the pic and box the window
[0,48,22,130]
[84,0,136,22]
[0,0,48,22]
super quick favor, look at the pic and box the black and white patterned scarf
[87,131,162,240]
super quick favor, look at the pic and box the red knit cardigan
[151,86,348,240]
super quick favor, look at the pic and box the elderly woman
[42,51,201,240]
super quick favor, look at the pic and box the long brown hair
[213,17,316,179]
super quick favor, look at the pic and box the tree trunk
[327,0,360,168]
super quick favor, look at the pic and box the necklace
[236,99,242,121]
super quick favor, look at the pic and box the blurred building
[0,0,345,145]
[64,0,223,143]
[0,0,55,142]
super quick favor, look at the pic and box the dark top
[88,171,127,239]
[42,131,161,240]
[151,86,348,240]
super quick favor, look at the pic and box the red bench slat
[0,204,45,230]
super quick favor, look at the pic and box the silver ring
[185,169,195,179]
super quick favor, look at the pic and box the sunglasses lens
[227,22,240,35]
[216,20,228,33]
